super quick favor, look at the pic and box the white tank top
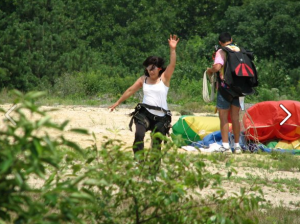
[142,78,169,117]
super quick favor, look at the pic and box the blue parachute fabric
[258,144,300,154]
[257,144,271,153]
[190,131,223,148]
[191,131,247,150]
[239,132,247,150]
[190,131,300,154]
[203,131,223,146]
[191,140,206,148]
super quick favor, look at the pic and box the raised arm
[108,77,143,111]
[162,34,179,86]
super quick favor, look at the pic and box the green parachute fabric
[172,115,220,145]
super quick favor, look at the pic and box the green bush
[52,68,140,100]
[0,90,88,223]
[0,90,265,223]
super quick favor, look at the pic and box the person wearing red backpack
[206,32,242,154]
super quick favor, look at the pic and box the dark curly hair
[143,56,166,77]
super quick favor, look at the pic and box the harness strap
[128,103,172,132]
[129,118,134,131]
[129,110,138,131]
[138,103,171,115]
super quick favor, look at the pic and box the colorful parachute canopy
[172,115,220,145]
[243,100,300,142]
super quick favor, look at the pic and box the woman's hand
[206,67,212,75]
[108,102,119,112]
[168,34,179,49]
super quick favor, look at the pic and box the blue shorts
[217,91,240,109]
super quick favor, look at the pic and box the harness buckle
[153,115,158,121]
[167,111,172,116]
[136,104,141,110]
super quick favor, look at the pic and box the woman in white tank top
[109,35,179,164]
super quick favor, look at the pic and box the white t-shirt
[142,79,169,117]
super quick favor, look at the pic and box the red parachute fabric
[243,100,300,142]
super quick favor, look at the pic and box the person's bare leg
[230,105,240,143]
[230,105,242,153]
[219,108,230,144]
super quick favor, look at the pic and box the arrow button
[5,104,17,126]
[279,104,291,125]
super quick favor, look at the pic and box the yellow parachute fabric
[172,116,221,145]
[275,140,293,150]
[275,139,300,150]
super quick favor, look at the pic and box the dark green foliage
[0,90,86,223]
[0,0,299,102]
[219,0,300,68]
[0,0,95,91]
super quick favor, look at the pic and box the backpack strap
[222,46,254,60]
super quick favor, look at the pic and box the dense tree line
[0,0,299,101]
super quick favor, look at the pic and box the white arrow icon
[5,104,17,126]
[279,104,291,126]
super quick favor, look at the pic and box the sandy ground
[1,104,300,209]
